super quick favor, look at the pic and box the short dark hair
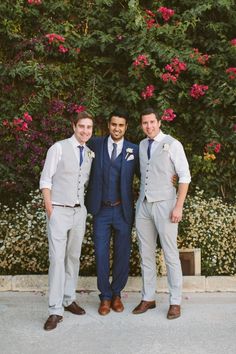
[71,111,94,126]
[140,107,160,122]
[109,108,129,123]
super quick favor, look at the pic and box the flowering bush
[0,0,235,203]
[178,189,236,275]
[0,189,235,276]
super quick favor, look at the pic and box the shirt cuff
[39,181,52,190]
[178,177,191,184]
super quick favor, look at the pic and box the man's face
[108,116,127,142]
[73,118,93,144]
[141,113,161,139]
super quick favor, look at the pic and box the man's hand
[171,205,183,223]
[171,174,178,187]
[42,188,53,218]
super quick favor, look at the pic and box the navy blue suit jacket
[85,136,139,225]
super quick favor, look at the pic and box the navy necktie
[78,145,84,166]
[111,143,117,162]
[147,139,154,160]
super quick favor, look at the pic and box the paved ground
[0,291,235,354]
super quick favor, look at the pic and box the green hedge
[0,189,235,276]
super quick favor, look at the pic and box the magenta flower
[141,85,155,99]
[206,141,221,154]
[45,33,65,44]
[161,73,177,83]
[162,57,187,83]
[58,45,69,53]
[23,112,33,122]
[158,7,175,22]
[190,84,208,99]
[133,54,149,68]
[230,39,236,46]
[226,67,236,80]
[28,0,42,4]
[75,105,86,113]
[161,108,176,121]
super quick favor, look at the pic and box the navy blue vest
[102,144,122,202]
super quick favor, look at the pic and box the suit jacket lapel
[121,140,128,181]
[101,136,108,169]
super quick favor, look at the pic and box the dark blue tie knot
[78,145,84,166]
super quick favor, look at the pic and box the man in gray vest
[132,107,191,319]
[40,111,94,330]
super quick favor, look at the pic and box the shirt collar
[152,130,166,143]
[108,135,124,148]
[70,134,86,147]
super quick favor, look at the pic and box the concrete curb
[1,275,236,292]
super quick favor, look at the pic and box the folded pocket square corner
[127,155,134,161]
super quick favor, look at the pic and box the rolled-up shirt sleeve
[170,140,191,184]
[39,142,62,190]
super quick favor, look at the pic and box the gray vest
[51,139,92,206]
[139,135,177,202]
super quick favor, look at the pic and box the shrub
[178,188,236,275]
[0,189,235,276]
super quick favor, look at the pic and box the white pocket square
[127,155,134,161]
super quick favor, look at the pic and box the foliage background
[0,0,235,205]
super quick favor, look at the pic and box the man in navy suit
[86,109,139,315]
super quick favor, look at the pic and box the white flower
[126,147,133,154]
[163,143,170,151]
[88,151,95,158]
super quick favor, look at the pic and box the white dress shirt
[39,135,85,190]
[150,130,191,183]
[107,136,124,158]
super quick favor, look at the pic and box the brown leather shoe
[111,296,124,312]
[98,300,111,316]
[44,315,63,331]
[167,305,181,319]
[132,300,156,314]
[65,301,86,315]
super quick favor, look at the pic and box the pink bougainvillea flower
[230,38,236,46]
[190,48,210,65]
[141,85,155,99]
[144,9,160,29]
[158,7,175,22]
[205,141,221,154]
[161,108,176,121]
[2,119,9,126]
[23,112,33,122]
[190,84,208,99]
[162,57,186,83]
[75,105,86,113]
[45,33,65,44]
[28,0,42,4]
[133,54,149,68]
[58,45,69,53]
[161,72,178,83]
[226,67,236,80]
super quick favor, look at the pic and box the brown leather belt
[52,204,81,208]
[102,200,121,207]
